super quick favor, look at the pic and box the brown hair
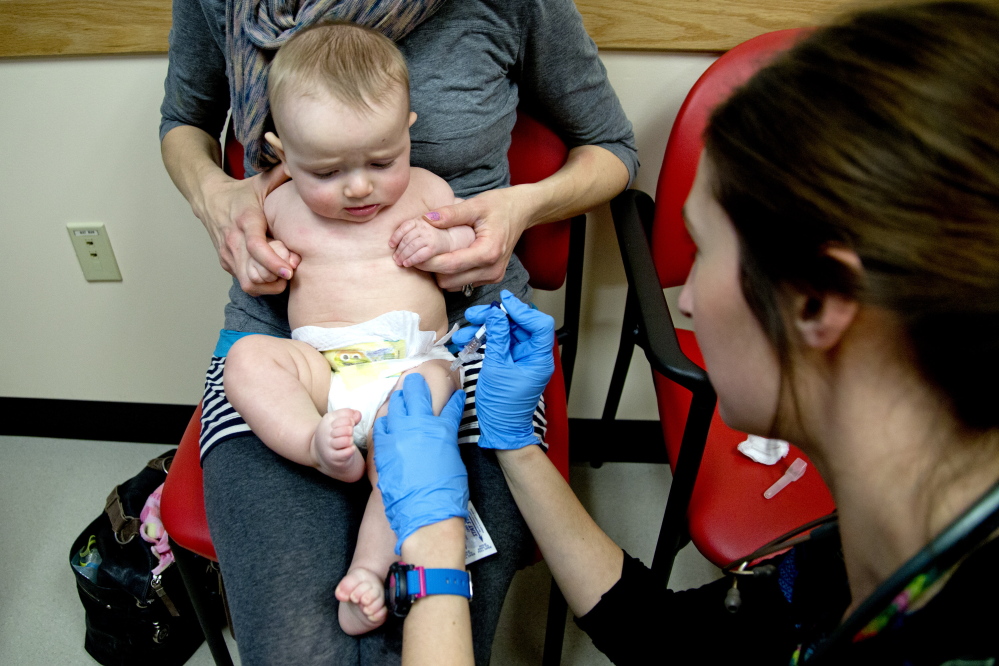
[268,22,410,117]
[705,1,999,430]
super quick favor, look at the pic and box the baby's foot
[311,409,365,482]
[335,567,387,635]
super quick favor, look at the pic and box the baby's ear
[408,111,417,128]
[263,132,290,177]
[264,131,286,161]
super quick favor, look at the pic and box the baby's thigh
[225,336,332,413]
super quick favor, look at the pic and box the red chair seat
[654,330,834,565]
[161,403,217,561]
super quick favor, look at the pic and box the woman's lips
[343,204,379,216]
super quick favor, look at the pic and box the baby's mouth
[343,204,379,216]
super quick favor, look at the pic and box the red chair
[601,29,836,584]
[162,110,583,665]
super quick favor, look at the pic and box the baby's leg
[223,336,365,482]
[335,359,462,635]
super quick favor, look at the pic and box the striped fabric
[457,355,548,449]
[200,356,253,457]
[199,342,548,461]
[227,0,450,172]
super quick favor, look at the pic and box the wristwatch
[385,561,473,617]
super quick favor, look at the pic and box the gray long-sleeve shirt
[160,0,639,336]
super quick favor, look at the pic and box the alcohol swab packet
[763,458,807,499]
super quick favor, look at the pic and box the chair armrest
[609,189,711,395]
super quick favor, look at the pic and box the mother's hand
[454,290,555,450]
[199,166,300,296]
[412,187,532,290]
[374,374,469,554]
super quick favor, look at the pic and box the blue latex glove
[374,374,469,554]
[453,290,555,450]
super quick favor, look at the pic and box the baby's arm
[390,169,473,269]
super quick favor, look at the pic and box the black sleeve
[575,552,799,665]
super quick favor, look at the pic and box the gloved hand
[453,289,555,450]
[374,373,469,554]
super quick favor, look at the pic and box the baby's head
[266,23,415,222]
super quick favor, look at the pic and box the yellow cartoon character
[322,341,407,371]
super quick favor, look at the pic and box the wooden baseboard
[0,398,195,444]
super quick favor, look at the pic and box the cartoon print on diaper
[321,340,407,370]
[322,340,410,392]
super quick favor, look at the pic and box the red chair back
[652,28,807,289]
[650,28,835,566]
[509,111,573,291]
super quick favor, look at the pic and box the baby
[223,23,475,635]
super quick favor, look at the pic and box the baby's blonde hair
[269,22,409,119]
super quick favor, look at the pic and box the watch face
[386,562,412,618]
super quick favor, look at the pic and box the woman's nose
[344,171,374,199]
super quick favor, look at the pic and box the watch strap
[405,567,472,600]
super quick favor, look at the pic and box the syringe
[449,301,507,371]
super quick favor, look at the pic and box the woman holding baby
[160,0,636,663]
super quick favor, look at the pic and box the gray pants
[202,434,533,665]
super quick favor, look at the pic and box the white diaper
[292,310,459,448]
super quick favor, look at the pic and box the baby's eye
[371,161,395,169]
[314,170,339,179]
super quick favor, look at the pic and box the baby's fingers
[389,217,419,248]
[246,258,277,284]
[394,235,431,267]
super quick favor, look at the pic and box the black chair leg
[542,577,568,666]
[597,287,640,468]
[172,541,234,666]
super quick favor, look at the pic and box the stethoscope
[720,479,999,663]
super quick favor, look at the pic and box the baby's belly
[288,260,449,338]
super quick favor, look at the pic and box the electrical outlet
[67,222,122,281]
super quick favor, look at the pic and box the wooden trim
[1,0,874,59]
[0,0,171,59]
[576,0,850,51]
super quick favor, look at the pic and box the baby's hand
[391,218,459,268]
[246,239,300,286]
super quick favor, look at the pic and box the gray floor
[0,436,720,665]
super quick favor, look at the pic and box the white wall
[0,51,715,417]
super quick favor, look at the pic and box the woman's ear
[794,246,862,350]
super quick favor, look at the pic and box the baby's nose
[345,171,374,199]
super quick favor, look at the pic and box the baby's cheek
[300,187,339,217]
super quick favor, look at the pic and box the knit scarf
[226,0,449,173]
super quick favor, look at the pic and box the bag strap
[105,452,174,545]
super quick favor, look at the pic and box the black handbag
[70,449,223,666]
